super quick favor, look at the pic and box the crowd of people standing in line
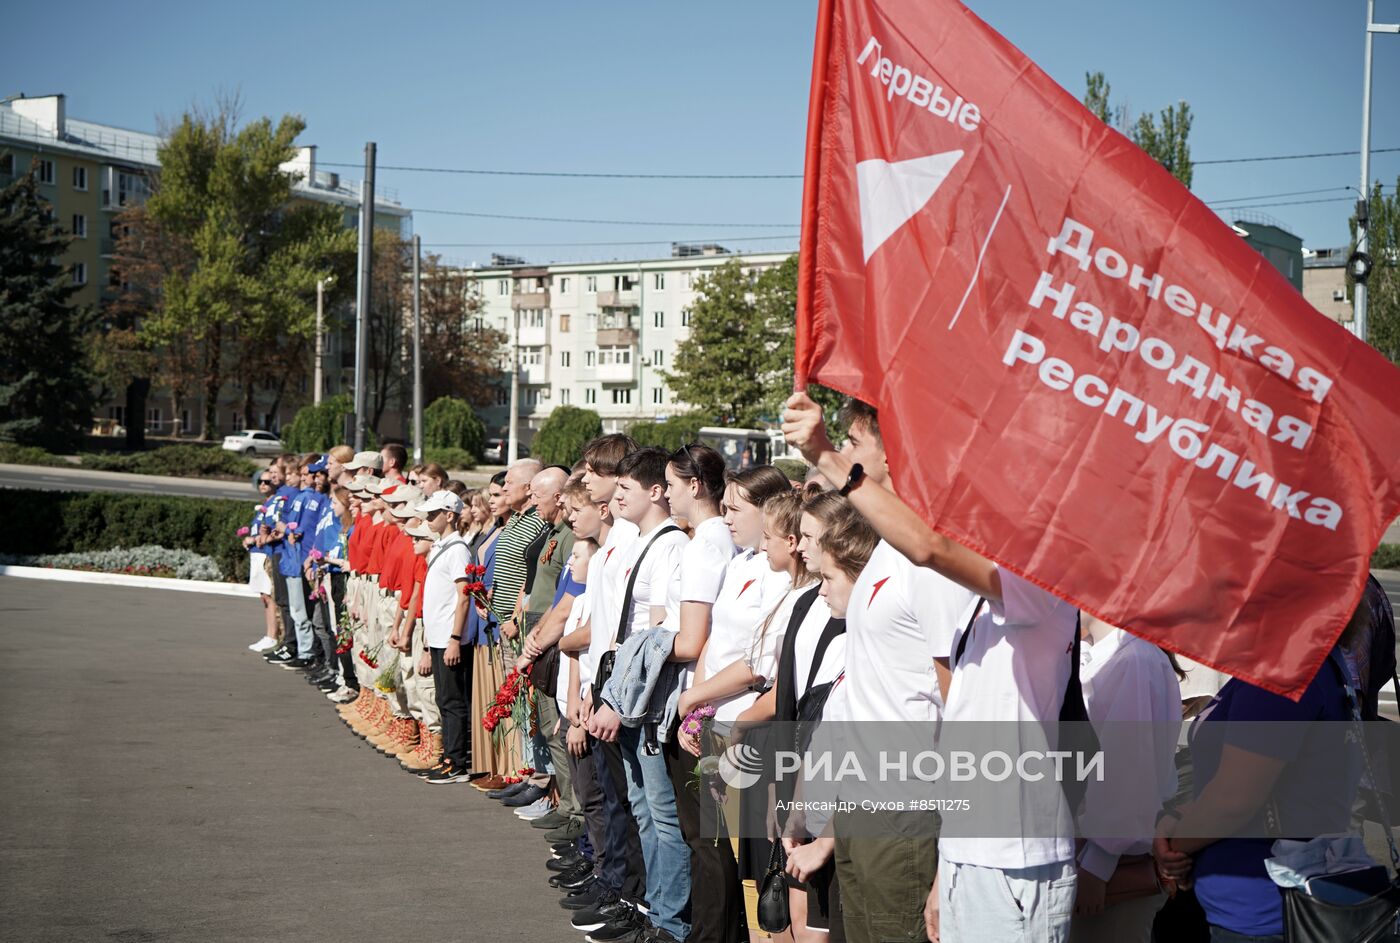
[239,400,1396,943]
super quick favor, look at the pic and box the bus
[697,426,791,471]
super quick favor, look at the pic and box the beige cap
[344,450,384,472]
[384,485,423,507]
[348,474,380,495]
[405,521,435,540]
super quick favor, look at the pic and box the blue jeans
[1210,927,1283,943]
[619,724,691,940]
[284,575,316,657]
[592,736,647,902]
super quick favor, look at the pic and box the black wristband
[839,463,865,497]
[450,634,462,641]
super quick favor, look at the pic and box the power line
[319,146,1400,180]
[412,208,793,227]
[1196,146,1400,166]
[1205,186,1349,205]
[1212,197,1354,211]
[420,234,800,248]
[319,161,800,180]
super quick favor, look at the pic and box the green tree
[626,413,708,451]
[0,171,96,450]
[665,259,789,425]
[424,396,486,461]
[421,258,508,407]
[1082,71,1194,188]
[281,393,352,452]
[532,406,602,466]
[137,104,355,439]
[1349,176,1400,365]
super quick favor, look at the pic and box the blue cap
[306,455,329,473]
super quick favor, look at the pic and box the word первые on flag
[794,0,1400,698]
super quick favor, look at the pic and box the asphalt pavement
[0,578,570,943]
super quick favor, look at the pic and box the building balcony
[596,360,638,385]
[511,291,550,311]
[516,324,548,347]
[519,362,550,386]
[596,289,639,308]
[596,327,638,347]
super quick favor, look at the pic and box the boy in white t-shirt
[588,447,691,943]
[783,391,1081,943]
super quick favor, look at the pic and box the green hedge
[424,397,485,462]
[625,413,708,452]
[533,406,603,466]
[80,444,257,480]
[282,394,353,453]
[1376,544,1400,570]
[0,442,256,481]
[0,489,254,582]
[424,447,476,471]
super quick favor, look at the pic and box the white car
[222,429,283,457]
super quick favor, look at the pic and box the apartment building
[465,248,793,440]
[0,94,410,436]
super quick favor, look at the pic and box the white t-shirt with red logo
[843,540,979,723]
[701,549,791,726]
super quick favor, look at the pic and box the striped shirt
[489,507,550,623]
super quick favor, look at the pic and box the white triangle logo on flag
[856,150,964,263]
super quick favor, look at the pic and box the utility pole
[314,278,325,406]
[411,233,423,464]
[508,297,520,466]
[352,142,376,450]
[1353,0,1400,343]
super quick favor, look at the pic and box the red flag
[796,0,1400,698]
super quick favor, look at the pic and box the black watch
[839,463,865,497]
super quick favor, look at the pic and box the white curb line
[0,565,256,597]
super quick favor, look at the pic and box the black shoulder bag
[952,599,1099,814]
[591,525,682,711]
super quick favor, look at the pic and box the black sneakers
[546,850,586,873]
[425,761,471,785]
[571,897,631,932]
[560,882,610,911]
[585,905,648,943]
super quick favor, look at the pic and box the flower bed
[0,545,224,581]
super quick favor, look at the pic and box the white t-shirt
[790,591,840,696]
[702,550,792,725]
[666,516,738,690]
[843,541,978,723]
[615,520,689,644]
[1077,628,1182,881]
[557,593,590,714]
[422,535,470,648]
[939,567,1079,870]
[582,519,639,688]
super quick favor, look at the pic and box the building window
[651,349,664,367]
[34,158,55,184]
[145,407,162,432]
[681,308,691,327]
[72,166,88,191]
[108,405,126,426]
[527,310,546,328]
[584,387,597,404]
[653,311,664,328]
[612,388,633,405]
[495,387,509,406]
[561,351,571,367]
[585,275,597,293]
[586,312,597,332]
[525,388,543,406]
[498,279,509,296]
[71,214,86,238]
[560,388,571,404]
[652,387,665,404]
[180,409,191,434]
[681,271,694,290]
[71,262,87,285]
[653,273,665,290]
[585,350,596,367]
[0,154,13,175]
[599,347,631,366]
[557,276,571,293]
[559,314,571,333]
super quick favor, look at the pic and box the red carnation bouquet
[481,663,535,744]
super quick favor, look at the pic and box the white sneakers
[326,686,357,703]
[249,637,277,653]
[516,797,555,820]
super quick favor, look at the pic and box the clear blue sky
[5,0,1398,265]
